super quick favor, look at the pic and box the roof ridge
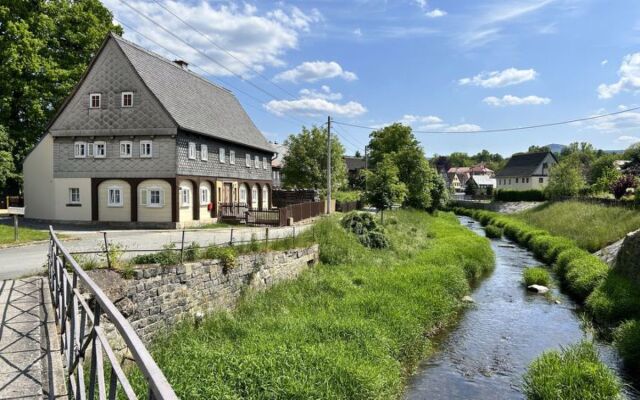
[111,33,232,95]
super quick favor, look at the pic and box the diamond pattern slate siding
[54,136,176,178]
[49,39,176,137]
[176,132,272,180]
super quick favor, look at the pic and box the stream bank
[405,216,638,399]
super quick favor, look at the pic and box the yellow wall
[54,178,92,221]
[199,181,213,221]
[98,180,131,222]
[496,176,549,191]
[24,135,55,220]
[178,180,193,222]
[138,179,172,223]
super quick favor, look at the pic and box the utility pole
[364,145,368,169]
[327,116,332,214]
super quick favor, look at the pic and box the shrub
[529,235,574,264]
[523,267,551,287]
[613,320,640,371]
[484,224,503,239]
[494,189,546,202]
[522,341,622,400]
[341,211,389,249]
[184,242,201,261]
[202,246,237,271]
[131,243,180,266]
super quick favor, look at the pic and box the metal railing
[47,226,178,400]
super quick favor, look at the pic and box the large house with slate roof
[495,151,558,191]
[23,33,275,227]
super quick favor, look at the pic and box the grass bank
[0,223,49,245]
[514,201,640,252]
[130,210,494,399]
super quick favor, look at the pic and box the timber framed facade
[24,33,275,228]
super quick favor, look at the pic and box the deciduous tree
[282,126,347,191]
[545,159,585,199]
[363,155,407,223]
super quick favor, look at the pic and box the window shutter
[88,143,94,157]
[140,189,148,206]
[159,189,165,207]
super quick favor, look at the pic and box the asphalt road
[0,225,308,280]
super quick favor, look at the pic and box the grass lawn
[515,201,640,252]
[130,210,494,399]
[0,223,49,245]
[190,222,234,229]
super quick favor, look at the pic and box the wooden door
[223,183,232,204]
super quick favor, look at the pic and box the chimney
[173,59,189,70]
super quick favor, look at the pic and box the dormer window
[89,93,101,109]
[121,92,133,107]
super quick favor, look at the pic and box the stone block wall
[88,245,319,346]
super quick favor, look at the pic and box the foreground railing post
[88,302,101,400]
[180,230,185,264]
[103,232,111,270]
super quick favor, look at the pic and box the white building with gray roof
[23,33,275,227]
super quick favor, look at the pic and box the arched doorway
[251,184,259,209]
[239,183,248,206]
[262,185,269,210]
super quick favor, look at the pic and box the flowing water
[405,216,639,400]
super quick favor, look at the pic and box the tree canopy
[282,126,347,191]
[367,123,447,211]
[363,155,407,221]
[0,0,121,192]
[545,159,586,199]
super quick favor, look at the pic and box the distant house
[344,156,367,188]
[447,163,494,192]
[468,175,496,195]
[496,151,558,191]
[271,142,288,188]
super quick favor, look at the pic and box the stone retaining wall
[450,200,543,214]
[88,245,319,346]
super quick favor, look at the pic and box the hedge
[493,189,546,202]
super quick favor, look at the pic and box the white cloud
[445,124,483,132]
[459,0,556,48]
[601,59,608,66]
[274,61,358,83]
[414,0,428,9]
[598,53,640,99]
[483,94,551,106]
[353,28,362,37]
[265,87,366,117]
[459,68,537,88]
[400,114,443,125]
[103,0,322,77]
[617,135,640,145]
[573,106,640,132]
[426,8,447,18]
[299,85,343,101]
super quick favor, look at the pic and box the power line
[332,106,640,134]
[115,0,291,103]
[149,0,299,100]
[113,18,314,131]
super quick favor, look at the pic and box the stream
[405,216,639,400]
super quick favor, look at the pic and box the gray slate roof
[496,151,555,177]
[113,34,273,152]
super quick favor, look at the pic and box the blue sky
[103,0,640,156]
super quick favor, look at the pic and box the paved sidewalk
[0,278,45,399]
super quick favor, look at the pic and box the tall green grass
[523,341,622,400]
[515,201,640,252]
[129,210,494,399]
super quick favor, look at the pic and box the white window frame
[94,141,106,158]
[200,187,209,203]
[201,144,208,161]
[89,93,101,109]
[119,141,132,158]
[245,153,251,167]
[107,186,123,207]
[74,142,87,158]
[263,156,268,170]
[188,142,196,160]
[180,187,191,207]
[140,140,153,158]
[69,188,80,204]
[121,91,133,108]
[219,147,225,163]
[254,155,259,168]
